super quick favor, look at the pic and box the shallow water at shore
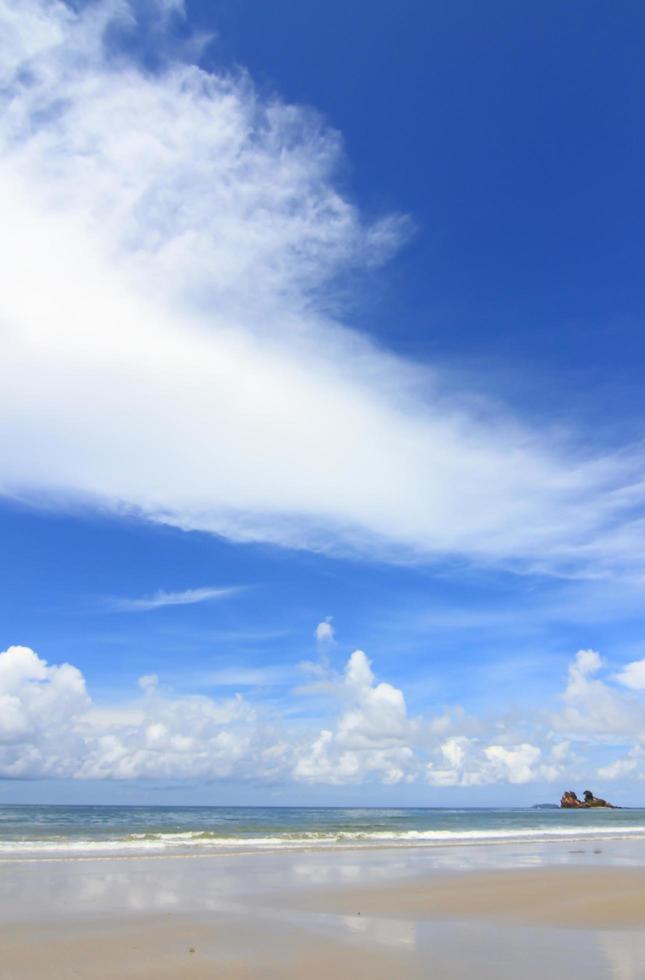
[2,803,645,858]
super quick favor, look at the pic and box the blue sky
[1,0,645,805]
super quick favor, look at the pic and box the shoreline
[3,836,645,863]
[4,824,645,862]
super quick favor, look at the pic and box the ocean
[1,804,645,858]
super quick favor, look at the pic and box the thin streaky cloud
[205,666,294,687]
[109,586,244,613]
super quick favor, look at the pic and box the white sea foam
[2,824,645,858]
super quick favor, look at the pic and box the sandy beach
[2,840,645,979]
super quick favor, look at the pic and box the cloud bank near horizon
[1,0,645,577]
[2,642,645,787]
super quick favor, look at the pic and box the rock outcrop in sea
[560,789,616,809]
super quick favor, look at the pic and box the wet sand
[291,865,645,929]
[2,842,645,978]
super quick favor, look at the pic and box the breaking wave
[3,823,645,858]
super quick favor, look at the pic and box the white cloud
[0,644,263,780]
[315,618,335,646]
[2,641,645,786]
[293,650,418,784]
[0,645,90,777]
[109,586,242,612]
[0,642,422,785]
[0,0,644,576]
[597,752,641,781]
[338,650,411,748]
[138,674,159,692]
[555,648,644,739]
[204,666,291,687]
[79,687,258,780]
[425,737,560,787]
[483,743,546,785]
[614,659,645,691]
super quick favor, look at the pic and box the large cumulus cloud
[3,642,644,787]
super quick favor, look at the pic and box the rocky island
[560,789,616,809]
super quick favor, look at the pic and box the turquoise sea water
[2,805,645,857]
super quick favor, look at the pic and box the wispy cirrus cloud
[108,586,243,612]
[204,666,293,687]
[0,0,644,578]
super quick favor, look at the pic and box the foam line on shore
[3,822,645,857]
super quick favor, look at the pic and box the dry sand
[2,845,645,978]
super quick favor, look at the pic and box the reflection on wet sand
[2,840,645,978]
